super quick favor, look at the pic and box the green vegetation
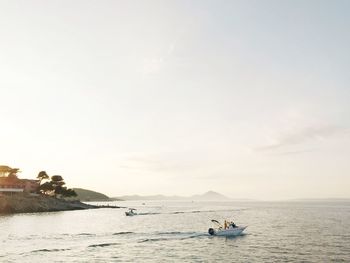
[37,171,49,184]
[1,165,110,201]
[37,171,77,198]
[0,165,108,214]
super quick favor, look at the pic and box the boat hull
[209,226,246,236]
[125,212,137,216]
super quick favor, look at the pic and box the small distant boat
[125,208,137,216]
[208,219,247,236]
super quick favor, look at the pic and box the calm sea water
[1,201,349,262]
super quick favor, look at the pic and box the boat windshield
[211,219,223,228]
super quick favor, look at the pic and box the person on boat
[224,220,228,229]
[230,221,236,228]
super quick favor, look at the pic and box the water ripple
[88,242,120,248]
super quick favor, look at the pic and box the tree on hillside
[54,185,77,198]
[63,188,77,198]
[37,171,49,184]
[51,175,65,187]
[38,174,76,198]
[38,181,55,195]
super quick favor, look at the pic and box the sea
[1,200,349,262]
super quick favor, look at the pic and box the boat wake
[76,233,96,236]
[133,209,244,216]
[112,231,134,235]
[29,248,71,253]
[136,212,161,215]
[138,231,208,243]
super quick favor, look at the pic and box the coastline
[0,195,101,214]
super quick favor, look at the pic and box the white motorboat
[208,219,247,236]
[125,208,137,216]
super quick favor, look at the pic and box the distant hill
[113,194,183,201]
[191,191,230,201]
[114,191,231,201]
[73,188,111,201]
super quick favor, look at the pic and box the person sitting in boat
[230,221,236,228]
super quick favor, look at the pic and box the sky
[0,0,349,200]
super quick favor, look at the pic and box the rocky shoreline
[0,195,100,214]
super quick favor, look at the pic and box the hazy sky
[1,0,349,200]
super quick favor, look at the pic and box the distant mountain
[73,188,112,201]
[191,191,230,201]
[114,191,231,201]
[113,194,183,201]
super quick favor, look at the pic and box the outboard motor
[208,228,215,235]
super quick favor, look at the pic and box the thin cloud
[255,125,350,152]
[269,149,317,156]
[118,152,201,173]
